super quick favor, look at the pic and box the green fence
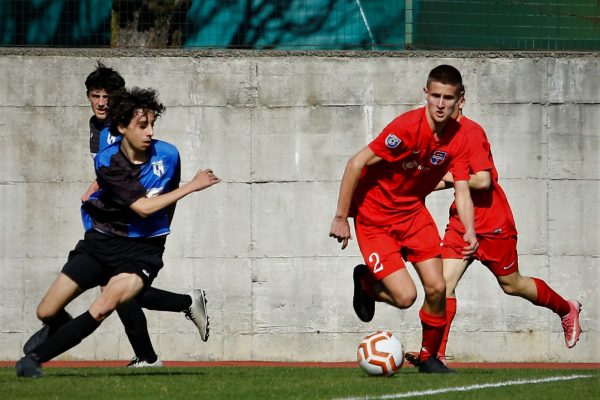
[1,0,599,50]
[414,0,600,51]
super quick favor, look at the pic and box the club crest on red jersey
[429,150,447,165]
[385,133,401,149]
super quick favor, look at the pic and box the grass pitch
[1,365,598,400]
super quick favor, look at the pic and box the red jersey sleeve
[448,135,471,182]
[368,111,418,162]
[467,125,494,174]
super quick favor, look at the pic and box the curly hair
[107,87,166,136]
[85,61,125,94]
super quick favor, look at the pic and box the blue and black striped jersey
[82,139,181,238]
[89,116,122,158]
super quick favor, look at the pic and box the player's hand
[81,181,100,202]
[462,230,478,259]
[81,189,93,202]
[329,216,351,250]
[190,169,221,191]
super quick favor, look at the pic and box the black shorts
[61,229,166,289]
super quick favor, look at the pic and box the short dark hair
[108,87,166,135]
[85,61,125,94]
[427,64,464,94]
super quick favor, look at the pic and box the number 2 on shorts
[369,252,384,273]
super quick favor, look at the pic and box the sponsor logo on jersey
[152,160,165,177]
[403,160,419,170]
[142,269,151,278]
[402,160,430,172]
[430,150,447,165]
[385,133,401,149]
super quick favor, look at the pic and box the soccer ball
[357,330,404,376]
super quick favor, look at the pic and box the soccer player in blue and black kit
[83,64,213,367]
[22,64,211,369]
[17,87,220,377]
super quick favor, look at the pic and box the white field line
[334,374,593,400]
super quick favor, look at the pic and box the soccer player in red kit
[407,95,582,366]
[329,65,478,374]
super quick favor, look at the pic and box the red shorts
[354,208,441,281]
[441,228,518,276]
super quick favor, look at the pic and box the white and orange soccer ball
[357,330,404,376]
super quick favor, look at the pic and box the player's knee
[424,280,446,300]
[36,302,57,322]
[390,291,417,309]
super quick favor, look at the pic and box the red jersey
[352,107,471,226]
[446,116,517,237]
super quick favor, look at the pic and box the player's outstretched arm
[329,147,381,250]
[453,179,478,258]
[130,169,221,218]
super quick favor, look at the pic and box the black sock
[46,309,73,337]
[34,311,101,363]
[116,300,157,362]
[137,287,191,312]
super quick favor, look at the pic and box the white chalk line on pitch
[333,374,593,400]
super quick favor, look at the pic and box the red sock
[419,308,446,361]
[532,277,570,317]
[359,272,378,300]
[438,297,457,357]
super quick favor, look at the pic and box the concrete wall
[0,50,598,362]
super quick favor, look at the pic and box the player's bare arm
[130,169,220,218]
[467,170,491,190]
[434,171,454,191]
[435,170,491,192]
[329,146,381,249]
[453,179,478,257]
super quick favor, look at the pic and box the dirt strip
[1,360,599,369]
